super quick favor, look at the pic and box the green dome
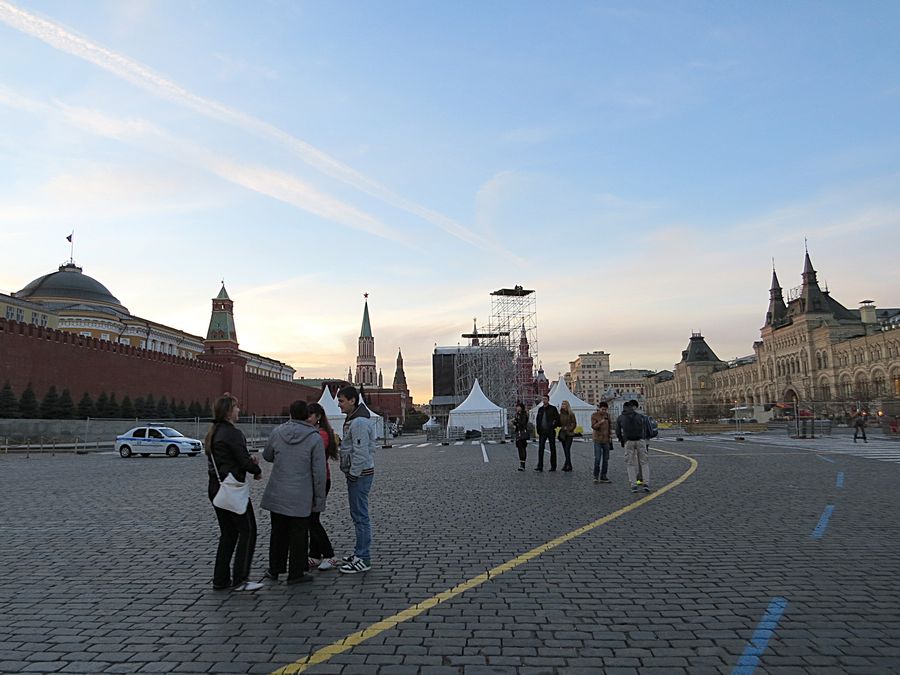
[16,263,128,314]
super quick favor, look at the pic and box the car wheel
[166,445,180,458]
[119,445,132,458]
[140,453,150,458]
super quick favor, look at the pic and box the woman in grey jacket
[260,399,327,584]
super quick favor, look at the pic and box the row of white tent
[444,377,604,433]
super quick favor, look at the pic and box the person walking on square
[616,399,651,493]
[206,393,263,592]
[535,394,561,471]
[853,411,868,443]
[260,400,327,585]
[337,386,376,573]
[558,400,577,472]
[513,401,530,471]
[591,401,612,484]
[306,402,340,570]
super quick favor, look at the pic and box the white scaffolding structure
[453,286,538,415]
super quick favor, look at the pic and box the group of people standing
[204,385,376,592]
[512,396,655,494]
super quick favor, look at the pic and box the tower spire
[765,265,788,327]
[205,283,238,348]
[355,294,377,386]
[800,246,826,313]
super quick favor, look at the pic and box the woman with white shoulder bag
[206,393,263,591]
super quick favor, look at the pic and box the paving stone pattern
[1,433,899,673]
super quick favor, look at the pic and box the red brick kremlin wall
[0,319,320,415]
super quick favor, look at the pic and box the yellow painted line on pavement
[271,447,698,674]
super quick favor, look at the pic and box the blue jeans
[593,441,611,479]
[346,474,374,561]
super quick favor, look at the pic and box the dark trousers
[854,426,867,441]
[308,478,334,559]
[515,439,528,465]
[538,433,556,470]
[593,441,611,479]
[560,434,574,469]
[269,511,310,581]
[210,497,257,588]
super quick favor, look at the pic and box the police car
[115,424,203,458]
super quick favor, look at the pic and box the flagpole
[69,229,74,264]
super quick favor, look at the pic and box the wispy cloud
[0,0,516,260]
[212,52,279,82]
[0,89,406,242]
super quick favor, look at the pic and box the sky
[1,0,899,404]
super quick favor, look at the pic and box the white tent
[423,416,441,430]
[530,377,595,433]
[318,387,346,439]
[448,379,507,433]
[357,392,388,440]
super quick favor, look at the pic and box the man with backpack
[615,399,654,493]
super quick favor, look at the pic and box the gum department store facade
[645,251,900,421]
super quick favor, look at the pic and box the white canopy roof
[530,377,596,432]
[448,379,507,432]
[357,392,388,439]
[423,416,441,429]
[319,387,346,437]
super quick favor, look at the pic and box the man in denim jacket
[336,386,376,573]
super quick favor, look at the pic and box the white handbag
[210,452,251,515]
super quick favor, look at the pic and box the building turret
[799,249,828,314]
[200,283,246,395]
[392,349,410,401]
[765,267,788,327]
[205,284,239,353]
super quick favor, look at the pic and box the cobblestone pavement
[2,431,899,674]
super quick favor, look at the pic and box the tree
[107,393,121,418]
[144,394,157,419]
[403,408,428,432]
[19,384,38,418]
[120,395,135,419]
[156,395,171,419]
[202,398,212,419]
[40,385,61,419]
[77,392,95,419]
[57,389,75,419]
[133,396,147,419]
[95,392,109,418]
[188,400,201,418]
[174,399,188,418]
[0,381,18,418]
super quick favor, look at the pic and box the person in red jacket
[306,402,340,570]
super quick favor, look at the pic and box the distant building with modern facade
[564,351,652,405]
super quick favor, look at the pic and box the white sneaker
[318,558,338,571]
[232,580,263,592]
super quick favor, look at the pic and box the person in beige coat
[590,401,612,484]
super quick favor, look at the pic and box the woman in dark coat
[513,402,530,471]
[558,400,577,472]
[206,393,262,592]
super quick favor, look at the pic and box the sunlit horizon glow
[1,1,898,405]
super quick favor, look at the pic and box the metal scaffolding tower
[453,286,538,415]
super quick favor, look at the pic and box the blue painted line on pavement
[731,596,789,675]
[816,454,836,463]
[811,505,835,540]
[836,472,844,489]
